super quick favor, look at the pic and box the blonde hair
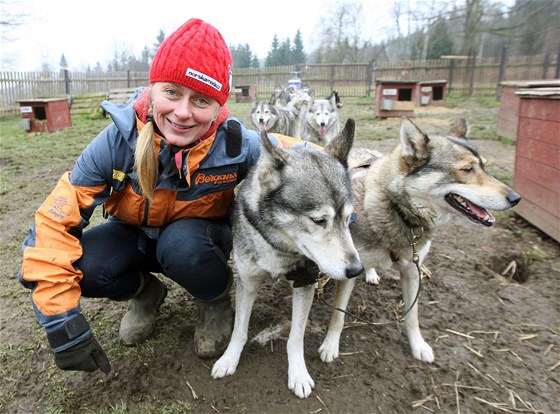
[134,120,158,201]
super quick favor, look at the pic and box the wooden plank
[515,136,560,169]
[519,97,560,121]
[514,155,560,194]
[517,117,560,144]
[513,175,559,218]
[514,198,560,242]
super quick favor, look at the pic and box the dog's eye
[311,217,327,227]
[460,165,474,173]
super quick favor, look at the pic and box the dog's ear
[449,118,468,139]
[329,92,337,108]
[325,118,355,167]
[258,131,289,190]
[400,117,430,167]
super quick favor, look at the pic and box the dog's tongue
[466,198,495,224]
[258,123,267,132]
[319,125,327,136]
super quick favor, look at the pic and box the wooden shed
[497,80,560,140]
[512,87,560,242]
[416,80,447,106]
[374,80,417,118]
[234,85,257,103]
[18,98,72,133]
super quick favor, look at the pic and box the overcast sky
[1,0,400,71]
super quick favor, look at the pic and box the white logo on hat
[186,68,222,91]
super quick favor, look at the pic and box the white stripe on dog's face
[251,103,278,132]
[282,203,362,280]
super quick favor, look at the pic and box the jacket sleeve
[20,129,115,341]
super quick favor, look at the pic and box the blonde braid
[134,120,158,201]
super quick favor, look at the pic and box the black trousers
[74,218,232,301]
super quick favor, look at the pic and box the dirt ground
[1,105,559,414]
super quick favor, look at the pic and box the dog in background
[212,119,363,399]
[302,92,340,146]
[286,90,311,138]
[250,95,293,136]
[317,117,521,366]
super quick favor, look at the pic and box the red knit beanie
[150,18,233,106]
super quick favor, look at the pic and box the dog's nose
[346,262,364,279]
[507,191,521,207]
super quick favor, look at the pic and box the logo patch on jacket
[48,196,72,218]
[113,169,126,182]
[195,171,237,186]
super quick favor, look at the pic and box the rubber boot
[194,277,234,359]
[119,272,167,346]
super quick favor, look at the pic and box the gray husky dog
[318,117,521,366]
[212,119,364,399]
[302,92,340,146]
[250,98,293,135]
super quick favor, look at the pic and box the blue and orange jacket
[19,97,306,350]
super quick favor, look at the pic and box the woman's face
[151,82,221,147]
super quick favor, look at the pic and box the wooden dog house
[18,98,72,133]
[234,85,257,103]
[375,80,417,118]
[512,87,560,242]
[497,80,560,140]
[416,80,447,106]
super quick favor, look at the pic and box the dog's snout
[346,262,364,279]
[507,191,522,207]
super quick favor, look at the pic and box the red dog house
[416,80,447,106]
[497,80,560,140]
[18,98,72,133]
[512,87,560,242]
[375,80,417,118]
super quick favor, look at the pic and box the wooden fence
[1,53,558,116]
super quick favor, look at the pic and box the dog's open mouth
[445,193,495,227]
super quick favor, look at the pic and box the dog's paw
[411,341,435,363]
[365,268,380,284]
[288,370,315,399]
[318,339,339,363]
[211,354,240,379]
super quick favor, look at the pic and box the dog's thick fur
[302,92,340,146]
[286,90,311,138]
[212,119,364,399]
[250,98,293,135]
[318,117,521,366]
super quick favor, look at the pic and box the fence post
[64,69,70,95]
[367,60,374,97]
[556,44,560,79]
[468,50,476,96]
[496,46,507,100]
[542,53,550,79]
[448,60,455,95]
[127,70,131,87]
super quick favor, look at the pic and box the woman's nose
[174,99,192,118]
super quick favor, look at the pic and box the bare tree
[0,0,30,68]
[310,1,368,63]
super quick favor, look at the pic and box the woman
[19,18,303,374]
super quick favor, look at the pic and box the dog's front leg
[287,283,316,398]
[319,278,356,362]
[212,273,264,379]
[399,254,434,363]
